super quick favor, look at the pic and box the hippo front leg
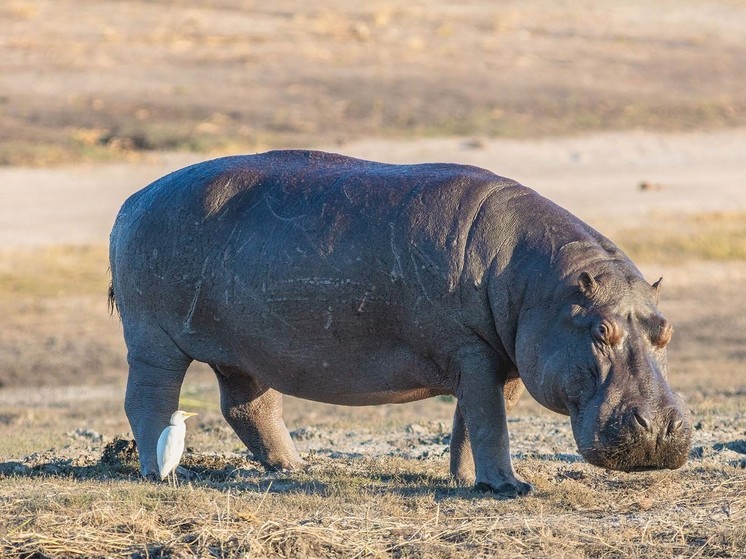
[452,346,532,497]
[450,404,475,485]
[214,367,304,470]
[450,376,525,485]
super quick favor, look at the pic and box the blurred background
[0,0,743,449]
[1,0,743,165]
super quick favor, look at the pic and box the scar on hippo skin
[110,150,692,496]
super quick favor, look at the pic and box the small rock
[725,440,746,454]
[12,463,30,475]
[405,423,428,435]
[461,138,485,150]
[67,428,104,442]
[689,446,705,459]
[639,181,665,192]
[43,464,61,475]
[290,426,324,441]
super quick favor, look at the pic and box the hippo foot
[259,456,307,473]
[452,473,476,487]
[475,479,533,498]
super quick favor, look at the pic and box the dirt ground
[0,1,744,557]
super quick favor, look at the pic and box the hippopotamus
[109,150,691,496]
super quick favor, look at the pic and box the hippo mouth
[572,406,692,472]
[576,427,692,472]
[626,465,662,473]
[577,444,683,472]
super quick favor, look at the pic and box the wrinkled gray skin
[109,150,691,497]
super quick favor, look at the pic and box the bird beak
[184,412,198,419]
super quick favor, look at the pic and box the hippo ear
[578,271,597,298]
[652,318,674,348]
[652,276,663,303]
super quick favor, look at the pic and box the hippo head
[516,266,691,472]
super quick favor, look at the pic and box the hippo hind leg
[213,366,304,471]
[124,329,193,479]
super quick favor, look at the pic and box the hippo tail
[107,278,119,318]
[108,209,123,320]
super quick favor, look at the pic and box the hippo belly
[172,227,458,405]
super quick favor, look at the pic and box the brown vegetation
[1,450,744,558]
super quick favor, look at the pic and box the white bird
[157,410,198,485]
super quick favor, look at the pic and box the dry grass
[0,245,123,388]
[0,245,110,299]
[618,212,746,264]
[1,448,744,558]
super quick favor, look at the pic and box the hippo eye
[594,323,608,343]
[593,321,619,345]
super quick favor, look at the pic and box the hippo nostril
[632,410,652,432]
[666,417,684,437]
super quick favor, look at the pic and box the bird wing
[157,425,186,480]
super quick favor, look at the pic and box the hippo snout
[627,406,688,440]
[577,404,692,472]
